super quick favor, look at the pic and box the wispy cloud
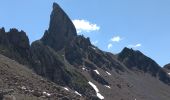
[72,19,100,33]
[107,43,113,49]
[110,36,122,42]
[128,43,142,48]
[92,40,98,45]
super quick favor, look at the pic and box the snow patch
[28,90,34,93]
[94,70,100,75]
[92,47,96,50]
[106,71,111,75]
[97,92,104,99]
[82,67,87,71]
[64,87,69,91]
[88,81,104,100]
[21,86,26,90]
[104,85,111,89]
[43,91,51,97]
[88,81,99,92]
[75,91,82,96]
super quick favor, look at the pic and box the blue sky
[0,0,170,66]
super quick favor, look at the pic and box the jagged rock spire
[41,2,77,51]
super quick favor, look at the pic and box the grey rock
[41,3,77,51]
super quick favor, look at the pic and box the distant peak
[121,47,142,55]
[118,47,144,62]
[122,47,132,51]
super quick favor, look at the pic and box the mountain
[0,2,170,100]
[118,47,170,84]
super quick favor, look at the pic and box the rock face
[41,3,77,51]
[0,28,31,66]
[118,47,170,84]
[31,41,95,99]
[30,3,96,99]
[1,2,170,100]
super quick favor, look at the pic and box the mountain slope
[0,2,170,100]
[0,54,82,100]
[118,47,170,84]
[29,3,170,100]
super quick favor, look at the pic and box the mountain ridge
[0,2,170,100]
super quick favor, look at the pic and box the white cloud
[92,40,98,45]
[128,43,142,48]
[107,43,113,49]
[72,19,100,33]
[111,36,122,42]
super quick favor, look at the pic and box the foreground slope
[0,54,82,100]
[0,2,170,100]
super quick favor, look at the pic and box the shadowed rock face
[0,28,31,66]
[118,47,170,84]
[118,47,159,73]
[41,3,77,51]
[30,3,96,99]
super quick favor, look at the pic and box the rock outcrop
[0,28,32,66]
[41,3,77,51]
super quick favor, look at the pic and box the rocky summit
[0,2,170,100]
[41,3,77,51]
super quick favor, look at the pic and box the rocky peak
[74,36,91,49]
[7,28,30,49]
[0,28,29,49]
[41,2,77,51]
[164,63,170,69]
[118,47,159,71]
[0,28,8,46]
[118,47,170,84]
[0,28,31,65]
[118,47,143,60]
[0,27,5,33]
